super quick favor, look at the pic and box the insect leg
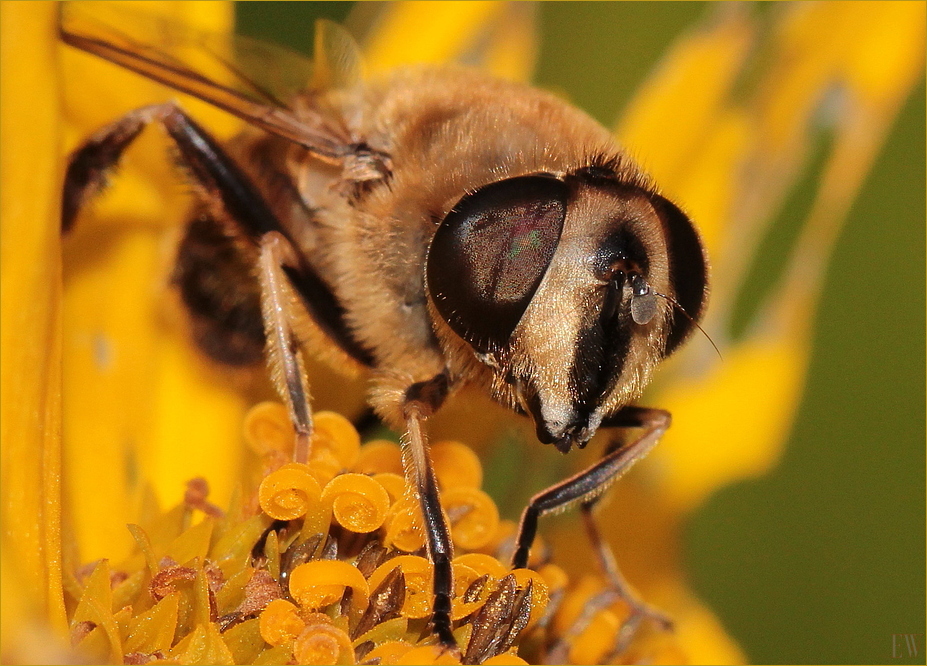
[511,406,670,569]
[511,406,672,649]
[258,232,313,463]
[63,102,316,461]
[62,105,152,232]
[402,374,457,648]
[578,499,673,657]
[63,102,284,236]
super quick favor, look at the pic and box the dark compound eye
[649,195,708,356]
[427,175,568,353]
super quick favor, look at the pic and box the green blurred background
[236,3,924,663]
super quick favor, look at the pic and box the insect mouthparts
[548,421,597,454]
[529,404,596,454]
[552,435,574,454]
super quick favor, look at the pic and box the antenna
[654,291,722,360]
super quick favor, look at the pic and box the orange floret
[510,569,550,629]
[258,463,322,520]
[551,574,604,637]
[482,654,530,665]
[292,616,355,665]
[321,472,391,533]
[536,563,569,597]
[244,401,295,456]
[372,472,408,503]
[452,553,509,580]
[259,598,306,646]
[567,608,622,665]
[442,486,500,550]
[354,439,404,475]
[395,645,462,665]
[366,555,434,620]
[67,407,595,665]
[288,560,370,610]
[362,640,416,665]
[383,496,426,553]
[431,440,483,488]
[450,561,484,620]
[310,411,361,470]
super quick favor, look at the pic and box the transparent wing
[59,3,370,165]
[311,19,365,91]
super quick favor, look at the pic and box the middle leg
[258,232,314,464]
[401,373,457,648]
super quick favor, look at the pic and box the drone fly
[60,4,708,649]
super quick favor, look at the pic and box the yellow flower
[1,1,922,663]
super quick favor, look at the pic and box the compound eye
[649,195,709,356]
[427,175,568,353]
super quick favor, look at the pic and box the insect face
[427,168,706,453]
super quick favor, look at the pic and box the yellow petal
[666,584,747,665]
[59,0,241,562]
[616,7,755,194]
[0,0,67,644]
[363,1,506,73]
[478,2,538,83]
[653,333,809,511]
[670,108,751,266]
[839,1,925,108]
[648,1,924,508]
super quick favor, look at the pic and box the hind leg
[64,102,316,461]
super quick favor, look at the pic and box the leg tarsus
[65,102,317,465]
[63,101,283,239]
[62,103,166,232]
[579,502,673,659]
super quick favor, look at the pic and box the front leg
[401,373,457,648]
[511,406,672,653]
[511,406,669,568]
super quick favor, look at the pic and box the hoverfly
[60,3,708,649]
